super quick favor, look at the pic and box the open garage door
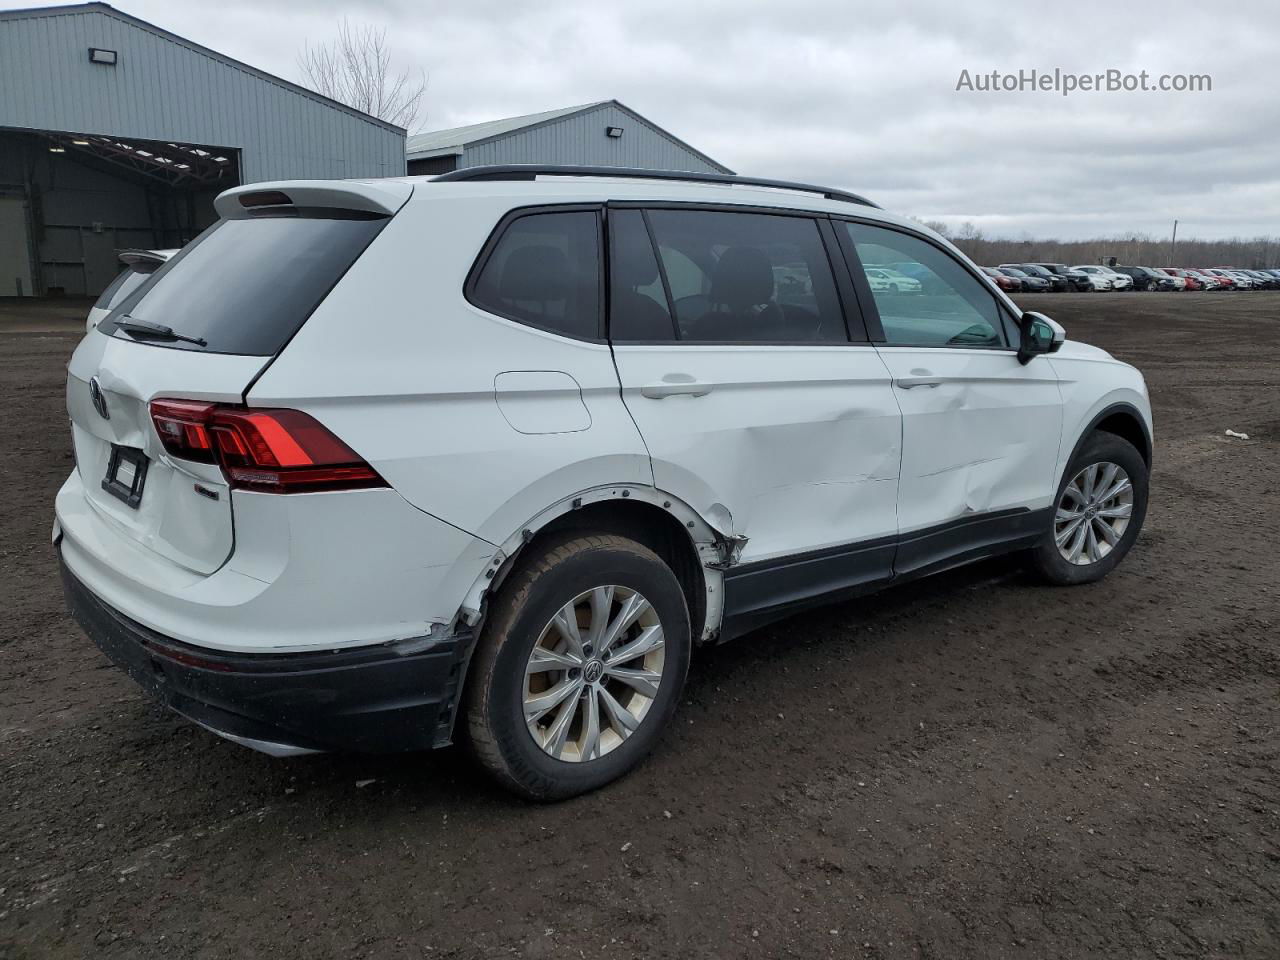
[0,129,240,297]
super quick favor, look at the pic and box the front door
[606,205,903,617]
[838,220,1064,577]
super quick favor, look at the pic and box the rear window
[102,212,388,356]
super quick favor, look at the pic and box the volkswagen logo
[88,376,110,420]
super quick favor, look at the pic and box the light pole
[1170,219,1178,265]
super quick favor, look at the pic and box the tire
[1146,280,1158,292]
[463,534,691,801]
[1027,432,1149,586]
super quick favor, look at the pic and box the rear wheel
[1028,432,1148,585]
[463,534,691,801]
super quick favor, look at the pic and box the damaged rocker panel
[719,505,1051,640]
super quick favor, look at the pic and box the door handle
[895,377,943,390]
[641,376,713,399]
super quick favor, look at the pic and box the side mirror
[1017,311,1065,365]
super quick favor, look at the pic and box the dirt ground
[2,292,1277,960]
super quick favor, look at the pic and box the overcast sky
[7,0,1279,239]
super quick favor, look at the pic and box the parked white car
[1089,266,1134,291]
[863,267,922,293]
[1069,265,1117,291]
[85,249,176,332]
[56,167,1153,799]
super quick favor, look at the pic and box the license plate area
[101,445,149,508]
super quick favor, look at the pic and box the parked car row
[1176,267,1280,290]
[983,261,1280,293]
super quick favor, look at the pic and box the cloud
[5,0,1277,238]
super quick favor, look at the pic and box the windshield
[101,211,388,356]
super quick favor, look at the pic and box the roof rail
[430,164,879,208]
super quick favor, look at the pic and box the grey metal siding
[0,7,405,182]
[460,103,725,173]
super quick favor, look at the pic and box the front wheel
[1028,432,1149,585]
[463,534,691,801]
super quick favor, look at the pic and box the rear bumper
[61,552,472,754]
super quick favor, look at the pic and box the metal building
[406,101,731,177]
[0,2,405,297]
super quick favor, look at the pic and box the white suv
[56,166,1152,800]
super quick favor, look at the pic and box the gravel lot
[2,293,1277,960]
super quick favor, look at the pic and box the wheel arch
[1067,401,1153,473]
[456,485,733,645]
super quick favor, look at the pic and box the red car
[1198,269,1237,290]
[980,266,1019,292]
[1158,267,1203,291]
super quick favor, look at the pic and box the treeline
[915,221,1280,269]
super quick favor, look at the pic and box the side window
[657,246,703,306]
[608,209,676,340]
[842,222,1005,348]
[471,210,601,339]
[633,209,847,343]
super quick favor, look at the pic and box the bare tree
[299,20,426,130]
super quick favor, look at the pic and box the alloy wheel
[523,586,666,762]
[1055,461,1134,565]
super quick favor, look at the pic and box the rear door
[607,205,902,603]
[64,182,409,574]
[836,219,1063,577]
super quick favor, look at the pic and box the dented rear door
[607,205,902,570]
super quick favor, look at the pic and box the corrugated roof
[406,101,605,159]
[0,2,405,133]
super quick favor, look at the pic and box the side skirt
[719,507,1051,641]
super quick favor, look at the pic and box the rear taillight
[149,400,386,494]
[150,399,218,463]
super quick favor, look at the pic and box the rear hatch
[65,180,411,575]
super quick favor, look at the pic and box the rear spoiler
[117,248,175,267]
[214,180,413,220]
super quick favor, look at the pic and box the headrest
[710,246,774,310]
[499,245,570,301]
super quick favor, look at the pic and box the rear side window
[471,210,602,340]
[102,212,388,356]
[628,209,846,343]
